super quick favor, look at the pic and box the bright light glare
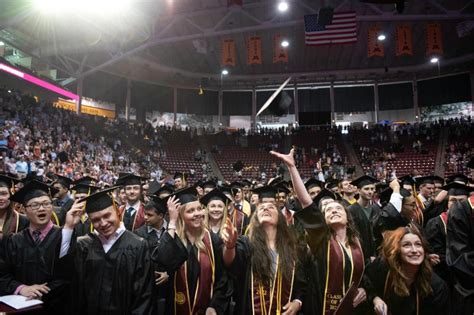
[377,34,386,41]
[281,40,289,47]
[221,69,229,75]
[34,0,131,14]
[430,57,439,63]
[278,2,289,12]
[0,41,4,46]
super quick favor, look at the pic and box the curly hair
[247,203,297,287]
[380,225,433,298]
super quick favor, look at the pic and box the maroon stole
[119,203,145,231]
[439,212,448,235]
[174,230,215,315]
[251,257,296,315]
[231,208,245,235]
[322,237,364,315]
[0,209,20,239]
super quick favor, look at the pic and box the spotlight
[0,41,4,46]
[377,34,386,41]
[221,69,229,75]
[281,40,289,47]
[430,57,439,64]
[278,1,289,12]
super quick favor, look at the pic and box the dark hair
[248,205,297,287]
[322,200,360,247]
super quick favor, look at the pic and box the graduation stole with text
[231,207,245,235]
[322,237,364,315]
[251,255,295,315]
[174,230,215,315]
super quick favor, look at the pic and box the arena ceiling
[1,0,474,90]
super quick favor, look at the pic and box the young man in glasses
[0,180,70,313]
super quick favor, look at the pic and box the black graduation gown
[373,203,412,250]
[364,258,448,315]
[0,226,70,313]
[152,231,231,315]
[348,202,380,261]
[0,209,29,257]
[424,215,449,282]
[67,230,154,315]
[446,199,474,315]
[422,199,447,228]
[294,203,370,315]
[73,217,93,237]
[228,236,306,315]
[52,198,74,226]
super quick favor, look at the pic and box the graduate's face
[341,181,354,194]
[53,183,68,199]
[358,184,375,201]
[402,184,413,194]
[182,201,205,230]
[125,185,141,203]
[207,200,225,221]
[250,193,259,205]
[308,186,321,199]
[401,196,417,220]
[0,186,11,210]
[144,209,163,228]
[276,192,286,209]
[324,201,347,227]
[174,178,183,189]
[319,198,335,213]
[234,189,242,202]
[399,233,424,266]
[196,186,204,197]
[420,184,434,198]
[448,195,466,210]
[89,206,120,238]
[25,195,53,228]
[256,202,278,226]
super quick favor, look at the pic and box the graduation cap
[72,176,97,186]
[267,177,284,187]
[313,188,340,207]
[232,161,244,172]
[155,185,174,198]
[325,180,339,190]
[447,173,469,185]
[350,175,378,189]
[0,174,20,190]
[467,157,474,169]
[261,90,293,117]
[200,189,232,206]
[174,172,188,181]
[415,176,435,188]
[229,181,244,189]
[441,182,474,196]
[53,174,72,189]
[252,186,278,200]
[241,179,252,187]
[147,180,161,195]
[375,182,389,193]
[273,182,291,194]
[168,186,198,205]
[115,173,148,186]
[79,186,119,214]
[145,196,168,215]
[219,185,238,199]
[432,176,445,185]
[304,178,324,190]
[11,180,59,205]
[379,188,393,207]
[399,175,415,187]
[201,180,217,190]
[71,183,99,195]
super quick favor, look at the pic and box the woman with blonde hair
[202,188,230,236]
[152,187,231,315]
[365,225,448,315]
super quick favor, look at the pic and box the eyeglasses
[26,201,53,211]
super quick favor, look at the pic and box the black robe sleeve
[208,232,232,314]
[293,203,328,254]
[373,203,409,251]
[424,216,448,281]
[151,232,189,273]
[423,199,447,227]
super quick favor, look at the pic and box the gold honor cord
[256,255,283,315]
[51,211,60,226]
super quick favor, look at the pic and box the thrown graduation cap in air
[11,180,59,205]
[79,186,119,214]
[115,173,148,187]
[53,175,73,189]
[350,175,378,189]
[441,182,474,196]
[200,188,232,206]
[447,173,469,185]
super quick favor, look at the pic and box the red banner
[221,39,236,66]
[426,23,443,55]
[396,25,413,56]
[367,26,384,57]
[247,36,262,65]
[273,34,288,63]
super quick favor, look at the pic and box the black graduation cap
[53,174,72,189]
[379,187,393,206]
[72,176,97,186]
[304,178,324,190]
[79,186,119,214]
[147,180,161,195]
[241,179,252,187]
[467,157,474,169]
[115,173,147,186]
[399,175,415,187]
[252,186,278,200]
[274,182,291,194]
[267,177,284,186]
[145,196,168,215]
[155,185,174,197]
[200,189,232,206]
[325,180,339,190]
[350,175,378,189]
[415,176,435,188]
[232,161,244,172]
[0,174,19,190]
[441,182,474,196]
[431,175,445,185]
[447,173,469,185]
[11,180,59,205]
[219,185,238,198]
[168,186,198,205]
[201,180,217,190]
[71,183,99,195]
[173,172,188,181]
[313,188,339,207]
[375,182,389,193]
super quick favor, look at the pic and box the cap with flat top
[11,180,59,205]
[415,176,436,188]
[304,178,324,190]
[78,186,119,214]
[71,183,99,195]
[441,182,474,196]
[313,188,340,207]
[72,176,97,186]
[145,196,168,215]
[200,189,232,206]
[0,174,20,190]
[252,186,278,200]
[350,175,378,189]
[399,175,415,187]
[115,173,148,186]
[53,175,72,189]
[447,173,469,185]
[167,186,198,205]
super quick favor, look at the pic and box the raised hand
[65,199,86,230]
[166,195,181,225]
[270,148,296,168]
[221,217,237,249]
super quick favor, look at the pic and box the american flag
[304,11,357,46]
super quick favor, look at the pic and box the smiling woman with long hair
[222,194,306,315]
[270,149,368,315]
[151,187,231,315]
[365,226,448,315]
[202,189,229,236]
